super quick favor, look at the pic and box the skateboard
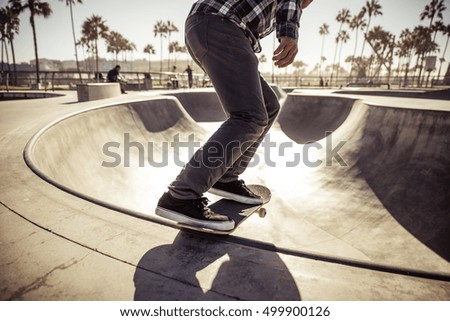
[177,185,271,235]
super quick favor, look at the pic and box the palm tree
[437,24,450,79]
[419,0,447,85]
[320,56,327,75]
[0,8,10,74]
[292,60,307,86]
[359,0,382,59]
[349,9,366,79]
[124,40,136,71]
[292,60,307,75]
[143,43,156,72]
[411,25,437,86]
[166,21,179,70]
[81,14,109,80]
[431,20,444,41]
[396,28,414,86]
[420,0,447,29]
[169,41,185,67]
[78,35,98,74]
[336,30,350,83]
[318,23,329,77]
[9,0,52,84]
[1,5,20,84]
[59,0,82,82]
[168,41,179,67]
[6,6,19,86]
[106,31,125,65]
[330,8,350,86]
[366,26,395,80]
[258,54,267,64]
[153,20,168,74]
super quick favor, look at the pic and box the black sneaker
[209,180,263,205]
[155,192,234,231]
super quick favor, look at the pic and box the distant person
[171,65,179,89]
[107,65,126,94]
[319,77,324,87]
[156,0,315,231]
[185,65,194,88]
[94,72,104,81]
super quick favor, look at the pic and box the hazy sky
[2,0,450,73]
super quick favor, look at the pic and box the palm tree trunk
[437,35,449,79]
[69,1,82,83]
[359,17,372,79]
[10,39,17,86]
[396,57,402,84]
[360,18,371,58]
[160,35,163,84]
[320,35,325,77]
[403,51,412,87]
[417,52,425,87]
[336,41,344,85]
[30,13,41,84]
[95,37,99,82]
[4,39,10,72]
[330,38,339,86]
[411,53,420,86]
[167,32,171,71]
[350,30,359,80]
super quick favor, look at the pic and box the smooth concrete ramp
[162,89,227,122]
[162,85,286,123]
[25,92,450,281]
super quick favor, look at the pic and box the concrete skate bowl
[162,84,286,123]
[162,89,227,122]
[24,92,450,281]
[334,88,450,100]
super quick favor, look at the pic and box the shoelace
[192,197,209,209]
[237,180,252,193]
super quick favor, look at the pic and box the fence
[0,70,211,92]
[0,70,447,91]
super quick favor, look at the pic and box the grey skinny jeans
[168,14,280,199]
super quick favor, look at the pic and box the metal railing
[0,70,211,92]
[0,70,447,91]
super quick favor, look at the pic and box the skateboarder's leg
[157,14,267,227]
[168,14,268,200]
[218,76,280,183]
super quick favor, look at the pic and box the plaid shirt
[188,0,303,52]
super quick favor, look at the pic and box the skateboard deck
[178,184,271,235]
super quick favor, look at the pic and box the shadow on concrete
[133,232,301,300]
[356,107,450,261]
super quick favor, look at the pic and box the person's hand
[273,37,298,68]
[301,0,314,9]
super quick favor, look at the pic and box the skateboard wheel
[258,208,267,218]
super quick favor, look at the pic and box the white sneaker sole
[209,188,264,205]
[155,206,235,231]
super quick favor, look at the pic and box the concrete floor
[1,89,449,300]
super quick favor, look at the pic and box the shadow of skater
[134,232,301,300]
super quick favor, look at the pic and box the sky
[2,0,450,74]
